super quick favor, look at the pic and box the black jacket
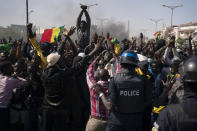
[42,65,73,109]
[155,91,197,131]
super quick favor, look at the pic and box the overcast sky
[0,0,197,38]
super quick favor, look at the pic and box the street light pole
[26,0,29,25]
[150,19,162,32]
[26,0,29,42]
[162,4,183,28]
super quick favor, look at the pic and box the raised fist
[81,5,87,10]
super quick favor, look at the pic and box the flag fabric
[29,37,47,69]
[110,37,121,55]
[154,32,160,37]
[41,26,64,43]
[0,43,13,52]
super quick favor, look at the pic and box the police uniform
[153,57,197,131]
[106,51,152,131]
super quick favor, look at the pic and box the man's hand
[63,26,76,37]
[81,5,87,10]
[93,84,102,95]
[68,26,76,36]
[26,23,34,38]
[27,23,33,30]
[93,36,104,50]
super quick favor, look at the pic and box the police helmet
[120,50,139,66]
[179,56,197,83]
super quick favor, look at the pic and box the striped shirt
[86,60,109,118]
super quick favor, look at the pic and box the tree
[176,37,185,46]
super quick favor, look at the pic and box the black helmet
[120,50,138,66]
[179,56,197,83]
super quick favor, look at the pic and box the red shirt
[86,60,109,118]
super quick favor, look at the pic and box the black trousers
[43,108,70,131]
[0,108,10,131]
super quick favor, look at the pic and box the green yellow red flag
[41,26,64,43]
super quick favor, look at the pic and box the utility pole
[128,20,130,38]
[26,0,29,25]
[26,0,29,42]
[162,4,183,28]
[150,18,162,32]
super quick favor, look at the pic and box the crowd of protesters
[1,5,197,131]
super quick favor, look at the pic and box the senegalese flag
[110,37,121,55]
[154,32,160,37]
[41,26,64,43]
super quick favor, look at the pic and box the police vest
[114,73,145,113]
[167,104,197,131]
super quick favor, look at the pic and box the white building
[162,22,197,40]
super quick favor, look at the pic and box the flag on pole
[110,37,120,55]
[29,38,47,69]
[154,32,160,37]
[41,26,64,43]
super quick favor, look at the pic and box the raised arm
[84,10,91,30]
[58,27,76,56]
[93,78,115,111]
[27,23,47,69]
[76,10,84,29]
[67,37,78,57]
[16,40,22,59]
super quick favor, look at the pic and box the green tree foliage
[176,37,185,45]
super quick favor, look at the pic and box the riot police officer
[153,56,197,131]
[94,50,152,131]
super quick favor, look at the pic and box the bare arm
[57,37,68,56]
[67,37,78,56]
[100,94,113,111]
[59,27,76,56]
[163,47,172,65]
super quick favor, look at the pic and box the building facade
[161,22,197,40]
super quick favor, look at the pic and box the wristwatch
[99,93,104,98]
